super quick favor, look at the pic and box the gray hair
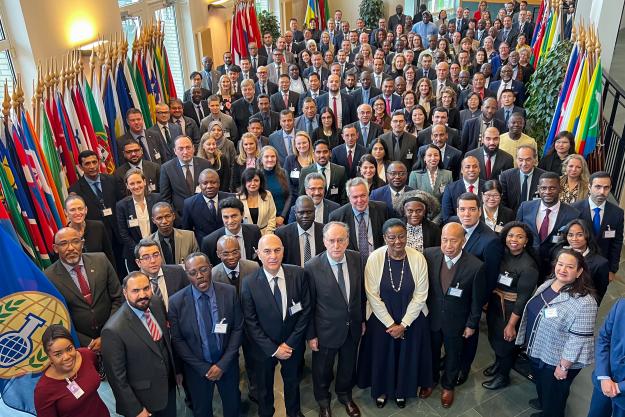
[322,221,350,237]
[346,177,369,195]
[304,172,327,189]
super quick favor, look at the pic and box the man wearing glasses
[115,139,161,194]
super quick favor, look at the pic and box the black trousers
[431,329,463,390]
[254,348,304,417]
[150,386,177,417]
[311,331,360,407]
[184,362,241,417]
[459,331,479,374]
[531,359,580,417]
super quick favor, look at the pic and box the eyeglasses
[483,192,501,200]
[138,252,161,262]
[55,238,84,248]
[187,266,211,278]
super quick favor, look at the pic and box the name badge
[604,227,616,238]
[154,151,161,160]
[498,272,513,287]
[289,106,295,112]
[195,185,201,194]
[224,131,231,138]
[290,169,300,179]
[128,218,139,228]
[214,318,228,334]
[439,185,446,193]
[544,307,558,318]
[289,301,303,315]
[102,208,113,217]
[149,183,156,192]
[448,285,463,298]
[495,224,504,233]
[330,186,339,195]
[551,235,562,244]
[66,379,85,399]
[406,151,413,160]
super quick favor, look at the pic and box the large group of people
[33,1,625,417]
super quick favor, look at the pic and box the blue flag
[0,226,76,415]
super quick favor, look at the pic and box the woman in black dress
[357,219,432,408]
[484,222,539,390]
[312,107,341,149]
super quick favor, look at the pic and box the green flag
[40,110,64,201]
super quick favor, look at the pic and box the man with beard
[315,74,357,129]
[460,98,507,153]
[465,127,514,181]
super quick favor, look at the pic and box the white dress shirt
[298,224,317,266]
[536,201,561,237]
[326,252,350,300]
[265,266,287,319]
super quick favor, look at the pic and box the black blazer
[379,131,419,170]
[168,283,243,375]
[240,265,311,358]
[116,132,168,166]
[274,222,325,267]
[465,147,514,181]
[116,193,161,262]
[231,96,259,136]
[315,92,357,126]
[270,90,301,115]
[183,100,210,127]
[101,298,176,417]
[201,224,261,266]
[159,157,213,218]
[254,80,279,96]
[182,191,234,245]
[415,67,437,81]
[417,125,461,149]
[460,116,508,153]
[351,87,382,108]
[251,110,281,137]
[328,201,389,251]
[305,249,364,348]
[287,198,340,223]
[417,143,463,179]
[82,219,116,269]
[499,167,546,212]
[160,264,190,301]
[424,248,486,334]
[115,160,161,195]
[441,178,485,223]
[481,205,516,229]
[538,152,566,175]
[347,121,383,148]
[298,163,348,205]
[420,219,442,249]
[463,221,505,292]
[331,143,367,179]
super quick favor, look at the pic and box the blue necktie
[272,277,283,319]
[199,294,221,362]
[593,207,602,235]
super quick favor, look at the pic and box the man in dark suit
[212,235,260,293]
[298,72,326,110]
[331,125,366,179]
[183,88,210,128]
[299,140,348,205]
[370,58,391,90]
[255,66,279,96]
[305,222,364,417]
[457,73,497,110]
[499,145,546,212]
[370,162,413,218]
[329,177,388,259]
[288,172,340,223]
[101,272,178,417]
[416,52,437,80]
[146,103,183,160]
[303,51,330,85]
[351,72,381,109]
[347,103,383,148]
[450,6,469,35]
[441,156,484,223]
[417,108,461,149]
[168,253,243,417]
[252,94,280,137]
[460,98,507,153]
[465,127,514,181]
[417,124,463,178]
[424,223,485,408]
[370,78,403,113]
[240,234,311,417]
[268,110,297,164]
[270,74,301,115]
[275,196,324,267]
[517,172,580,277]
[182,71,211,103]
[170,98,201,146]
[159,136,212,220]
[489,65,526,106]
[315,74,357,128]
[201,197,261,266]
[200,56,221,94]
[433,62,459,98]
[115,139,161,194]
[573,171,624,281]
[379,111,418,170]
[134,239,188,311]
[182,168,234,244]
[117,108,168,165]
[216,51,233,75]
[230,79,259,137]
[494,89,526,124]
[46,227,123,349]
[248,42,268,71]
[496,16,519,48]
[69,150,126,276]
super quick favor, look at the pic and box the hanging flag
[103,72,122,166]
[531,0,546,45]
[563,57,589,134]
[0,196,17,243]
[82,80,115,173]
[305,0,318,29]
[0,153,34,255]
[576,59,602,156]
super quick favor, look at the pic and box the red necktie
[485,155,492,179]
[385,97,391,115]
[72,265,93,305]
[347,149,353,170]
[332,96,339,129]
[144,309,162,341]
[468,184,475,194]
[539,208,551,241]
[283,93,289,108]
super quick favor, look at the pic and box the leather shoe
[418,387,433,399]
[481,374,510,390]
[344,400,361,417]
[395,398,406,408]
[482,362,500,377]
[456,371,469,386]
[375,397,386,408]
[528,398,542,410]
[319,406,332,417]
[441,389,454,408]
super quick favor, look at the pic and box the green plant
[525,40,573,152]
[359,0,384,29]
[257,10,280,41]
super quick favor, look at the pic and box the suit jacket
[182,191,234,244]
[159,264,189,303]
[315,93,357,127]
[463,221,504,292]
[351,87,382,108]
[495,106,526,123]
[417,125,461,149]
[489,79,527,106]
[432,78,459,97]
[248,54,268,70]
[199,112,239,141]
[294,114,320,135]
[168,283,243,375]
[159,157,213,218]
[101,298,175,417]
[424,248,485,334]
[441,178,485,223]
[417,143,462,179]
[116,132,168,166]
[369,93,403,113]
[331,143,367,179]
[572,199,624,273]
[408,169,453,200]
[328,201,389,251]
[370,185,415,218]
[251,110,281,137]
[231,96,259,136]
[255,80,279,96]
[460,116,508,153]
[275,222,324,267]
[499,167,546,211]
[116,193,161,261]
[240,265,311,358]
[298,163,348,205]
[481,205,516,228]
[81,219,116,269]
[297,89,326,111]
[149,228,199,265]
[465,147,514,181]
[201,224,261,266]
[212,259,260,293]
[287,198,340,223]
[305,249,363,348]
[268,129,295,164]
[379,131,418,170]
[458,88,497,111]
[45,253,122,347]
[182,87,210,103]
[347,121,383,148]
[303,66,330,85]
[183,100,210,127]
[239,192,277,235]
[146,122,183,161]
[115,161,161,195]
[495,28,519,49]
[270,90,301,114]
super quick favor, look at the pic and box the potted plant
[359,0,384,29]
[257,9,281,40]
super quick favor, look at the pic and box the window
[154,6,184,97]
[121,15,141,58]
[255,0,270,12]
[118,0,140,6]
[0,17,15,102]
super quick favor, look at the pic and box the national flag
[103,71,122,166]
[162,47,178,99]
[531,0,546,45]
[0,196,18,243]
[41,106,70,203]
[558,52,586,134]
[0,155,32,252]
[318,0,330,30]
[576,59,602,156]
[83,79,115,173]
[54,92,81,182]
[305,0,318,28]
[563,56,588,134]
[231,3,248,64]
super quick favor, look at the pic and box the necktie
[175,118,185,135]
[505,109,511,123]
[362,125,368,146]
[539,208,551,241]
[161,237,174,264]
[144,309,162,341]
[392,191,401,206]
[347,149,353,170]
[306,119,312,135]
[320,166,327,188]
[185,164,194,193]
[262,115,269,132]
[424,69,429,78]
[72,265,93,305]
[272,277,284,319]
[385,97,391,115]
[163,126,171,145]
[363,89,369,106]
[593,207,602,235]
[521,174,529,202]
[504,29,509,39]
[357,212,369,259]
[261,84,266,94]
[285,135,293,155]
[283,93,289,108]
[229,270,239,287]
[138,135,151,161]
[446,259,454,269]
[252,56,257,69]
[375,75,381,88]
[196,104,204,121]
[208,198,216,217]
[336,262,348,302]
[332,96,339,129]
[393,137,400,160]
[438,82,443,97]
[485,155,492,179]
[199,294,220,360]
[93,181,103,199]
[150,277,163,300]
[303,231,312,263]
[468,184,475,194]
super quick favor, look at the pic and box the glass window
[0,16,14,102]
[255,0,269,12]
[121,15,141,58]
[118,0,140,6]
[154,6,184,97]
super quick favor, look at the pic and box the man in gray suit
[146,103,183,160]
[45,227,123,349]
[170,98,201,146]
[149,202,199,265]
[199,95,239,142]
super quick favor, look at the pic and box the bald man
[240,234,311,417]
[424,223,485,408]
